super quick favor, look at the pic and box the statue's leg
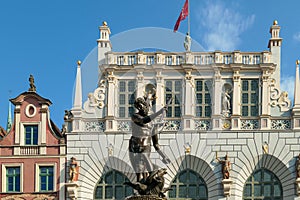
[130,151,142,182]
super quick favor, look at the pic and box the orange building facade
[0,80,66,200]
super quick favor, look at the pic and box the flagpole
[188,0,190,35]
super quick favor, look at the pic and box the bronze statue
[129,97,170,183]
[124,168,168,198]
[216,153,231,179]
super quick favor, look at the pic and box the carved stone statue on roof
[28,74,36,92]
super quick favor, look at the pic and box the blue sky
[0,0,299,128]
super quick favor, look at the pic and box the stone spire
[293,60,300,112]
[6,101,12,133]
[73,61,82,109]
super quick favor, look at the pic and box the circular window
[25,104,37,118]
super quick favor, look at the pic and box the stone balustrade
[105,51,271,66]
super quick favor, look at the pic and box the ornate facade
[65,21,300,200]
[0,76,66,199]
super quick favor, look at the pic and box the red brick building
[0,76,66,200]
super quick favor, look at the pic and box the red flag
[174,0,189,32]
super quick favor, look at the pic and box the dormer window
[25,125,38,145]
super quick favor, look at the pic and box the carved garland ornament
[84,121,105,132]
[195,120,211,130]
[83,80,106,113]
[270,79,291,112]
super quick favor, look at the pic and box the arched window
[243,168,283,200]
[169,169,208,200]
[94,170,133,200]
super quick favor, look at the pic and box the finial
[102,21,107,26]
[77,60,81,66]
[296,60,300,66]
[273,20,278,25]
[28,74,36,92]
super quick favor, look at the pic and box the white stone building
[65,21,300,200]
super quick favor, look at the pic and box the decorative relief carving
[83,80,106,113]
[222,120,231,130]
[118,121,131,132]
[241,119,259,130]
[164,120,181,131]
[271,119,291,130]
[84,121,105,132]
[195,120,210,130]
[270,79,291,112]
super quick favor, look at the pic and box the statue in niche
[129,97,171,183]
[222,86,232,117]
[216,153,231,179]
[144,86,157,110]
[69,157,80,182]
[296,154,300,178]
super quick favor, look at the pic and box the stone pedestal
[125,195,166,200]
[66,182,80,200]
[222,179,233,197]
[295,178,300,196]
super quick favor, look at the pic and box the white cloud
[197,1,255,51]
[293,32,300,42]
[281,75,295,103]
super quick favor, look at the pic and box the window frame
[169,169,208,200]
[35,163,56,192]
[94,170,133,200]
[241,79,259,117]
[243,168,283,200]
[165,80,182,118]
[195,79,212,118]
[118,80,136,118]
[2,163,23,193]
[24,124,39,145]
[20,122,41,146]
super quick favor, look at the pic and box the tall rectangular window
[39,166,54,191]
[165,80,182,118]
[195,80,212,117]
[6,167,20,192]
[25,125,38,145]
[119,80,136,118]
[241,79,259,116]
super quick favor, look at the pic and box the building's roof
[10,91,52,106]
